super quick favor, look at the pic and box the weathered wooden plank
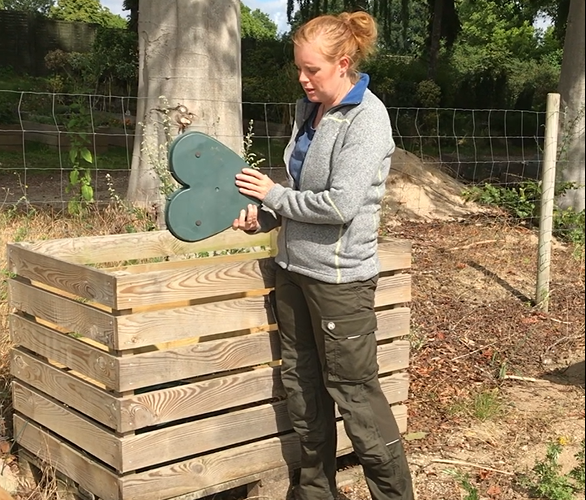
[107,248,272,274]
[378,239,412,271]
[118,330,281,392]
[120,365,285,431]
[115,302,408,351]
[376,307,410,340]
[113,262,408,310]
[375,274,411,307]
[116,295,273,349]
[119,404,407,500]
[7,244,116,306]
[113,257,276,308]
[10,315,119,389]
[11,349,122,430]
[9,279,116,348]
[17,228,273,265]
[377,340,409,373]
[12,382,124,471]
[13,415,120,500]
[116,374,406,472]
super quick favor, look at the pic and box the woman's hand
[235,168,275,201]
[232,204,260,232]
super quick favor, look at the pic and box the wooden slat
[116,295,273,350]
[107,248,272,274]
[11,349,122,430]
[375,274,411,307]
[116,373,407,472]
[19,228,272,264]
[7,244,116,306]
[378,239,412,271]
[376,307,410,340]
[12,382,123,471]
[9,279,116,348]
[113,257,276,309]
[120,365,285,431]
[377,340,409,373]
[10,315,119,390]
[119,404,407,500]
[13,415,120,500]
[113,263,408,310]
[12,308,408,394]
[116,303,409,352]
[118,330,281,392]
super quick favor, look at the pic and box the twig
[448,239,497,251]
[452,342,496,361]
[429,458,514,475]
[547,317,571,325]
[502,374,542,382]
[546,333,583,352]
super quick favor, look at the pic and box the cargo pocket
[321,310,378,383]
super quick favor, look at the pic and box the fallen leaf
[403,431,428,441]
[487,484,501,496]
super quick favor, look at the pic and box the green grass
[0,142,131,174]
[249,136,287,167]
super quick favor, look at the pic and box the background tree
[0,0,53,14]
[241,1,278,39]
[556,0,585,211]
[126,0,242,211]
[49,0,126,28]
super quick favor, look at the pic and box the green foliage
[64,104,94,214]
[91,26,138,94]
[1,0,53,14]
[462,181,585,249]
[241,1,278,39]
[444,470,480,500]
[49,0,126,28]
[519,440,586,500]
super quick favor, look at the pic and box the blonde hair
[293,11,378,78]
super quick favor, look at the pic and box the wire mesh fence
[0,89,552,218]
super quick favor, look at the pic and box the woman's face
[294,39,349,107]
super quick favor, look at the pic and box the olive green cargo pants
[275,267,414,500]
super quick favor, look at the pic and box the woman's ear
[339,55,350,76]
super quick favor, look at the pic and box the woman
[233,11,414,500]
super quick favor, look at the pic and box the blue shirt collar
[303,72,370,107]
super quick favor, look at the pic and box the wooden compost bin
[7,228,412,500]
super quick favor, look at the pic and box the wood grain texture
[12,382,123,470]
[10,315,119,390]
[115,295,273,349]
[119,405,407,500]
[17,228,272,264]
[7,244,115,306]
[9,279,116,348]
[113,257,276,308]
[10,349,121,430]
[13,415,119,500]
[378,239,412,271]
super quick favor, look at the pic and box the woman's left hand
[235,168,275,201]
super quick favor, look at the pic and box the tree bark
[557,0,585,212]
[427,0,444,80]
[127,0,242,212]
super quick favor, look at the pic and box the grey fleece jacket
[259,73,394,284]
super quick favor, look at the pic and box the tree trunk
[127,0,242,214]
[427,0,444,80]
[557,0,585,212]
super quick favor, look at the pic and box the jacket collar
[302,72,370,107]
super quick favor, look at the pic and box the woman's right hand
[232,204,260,232]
